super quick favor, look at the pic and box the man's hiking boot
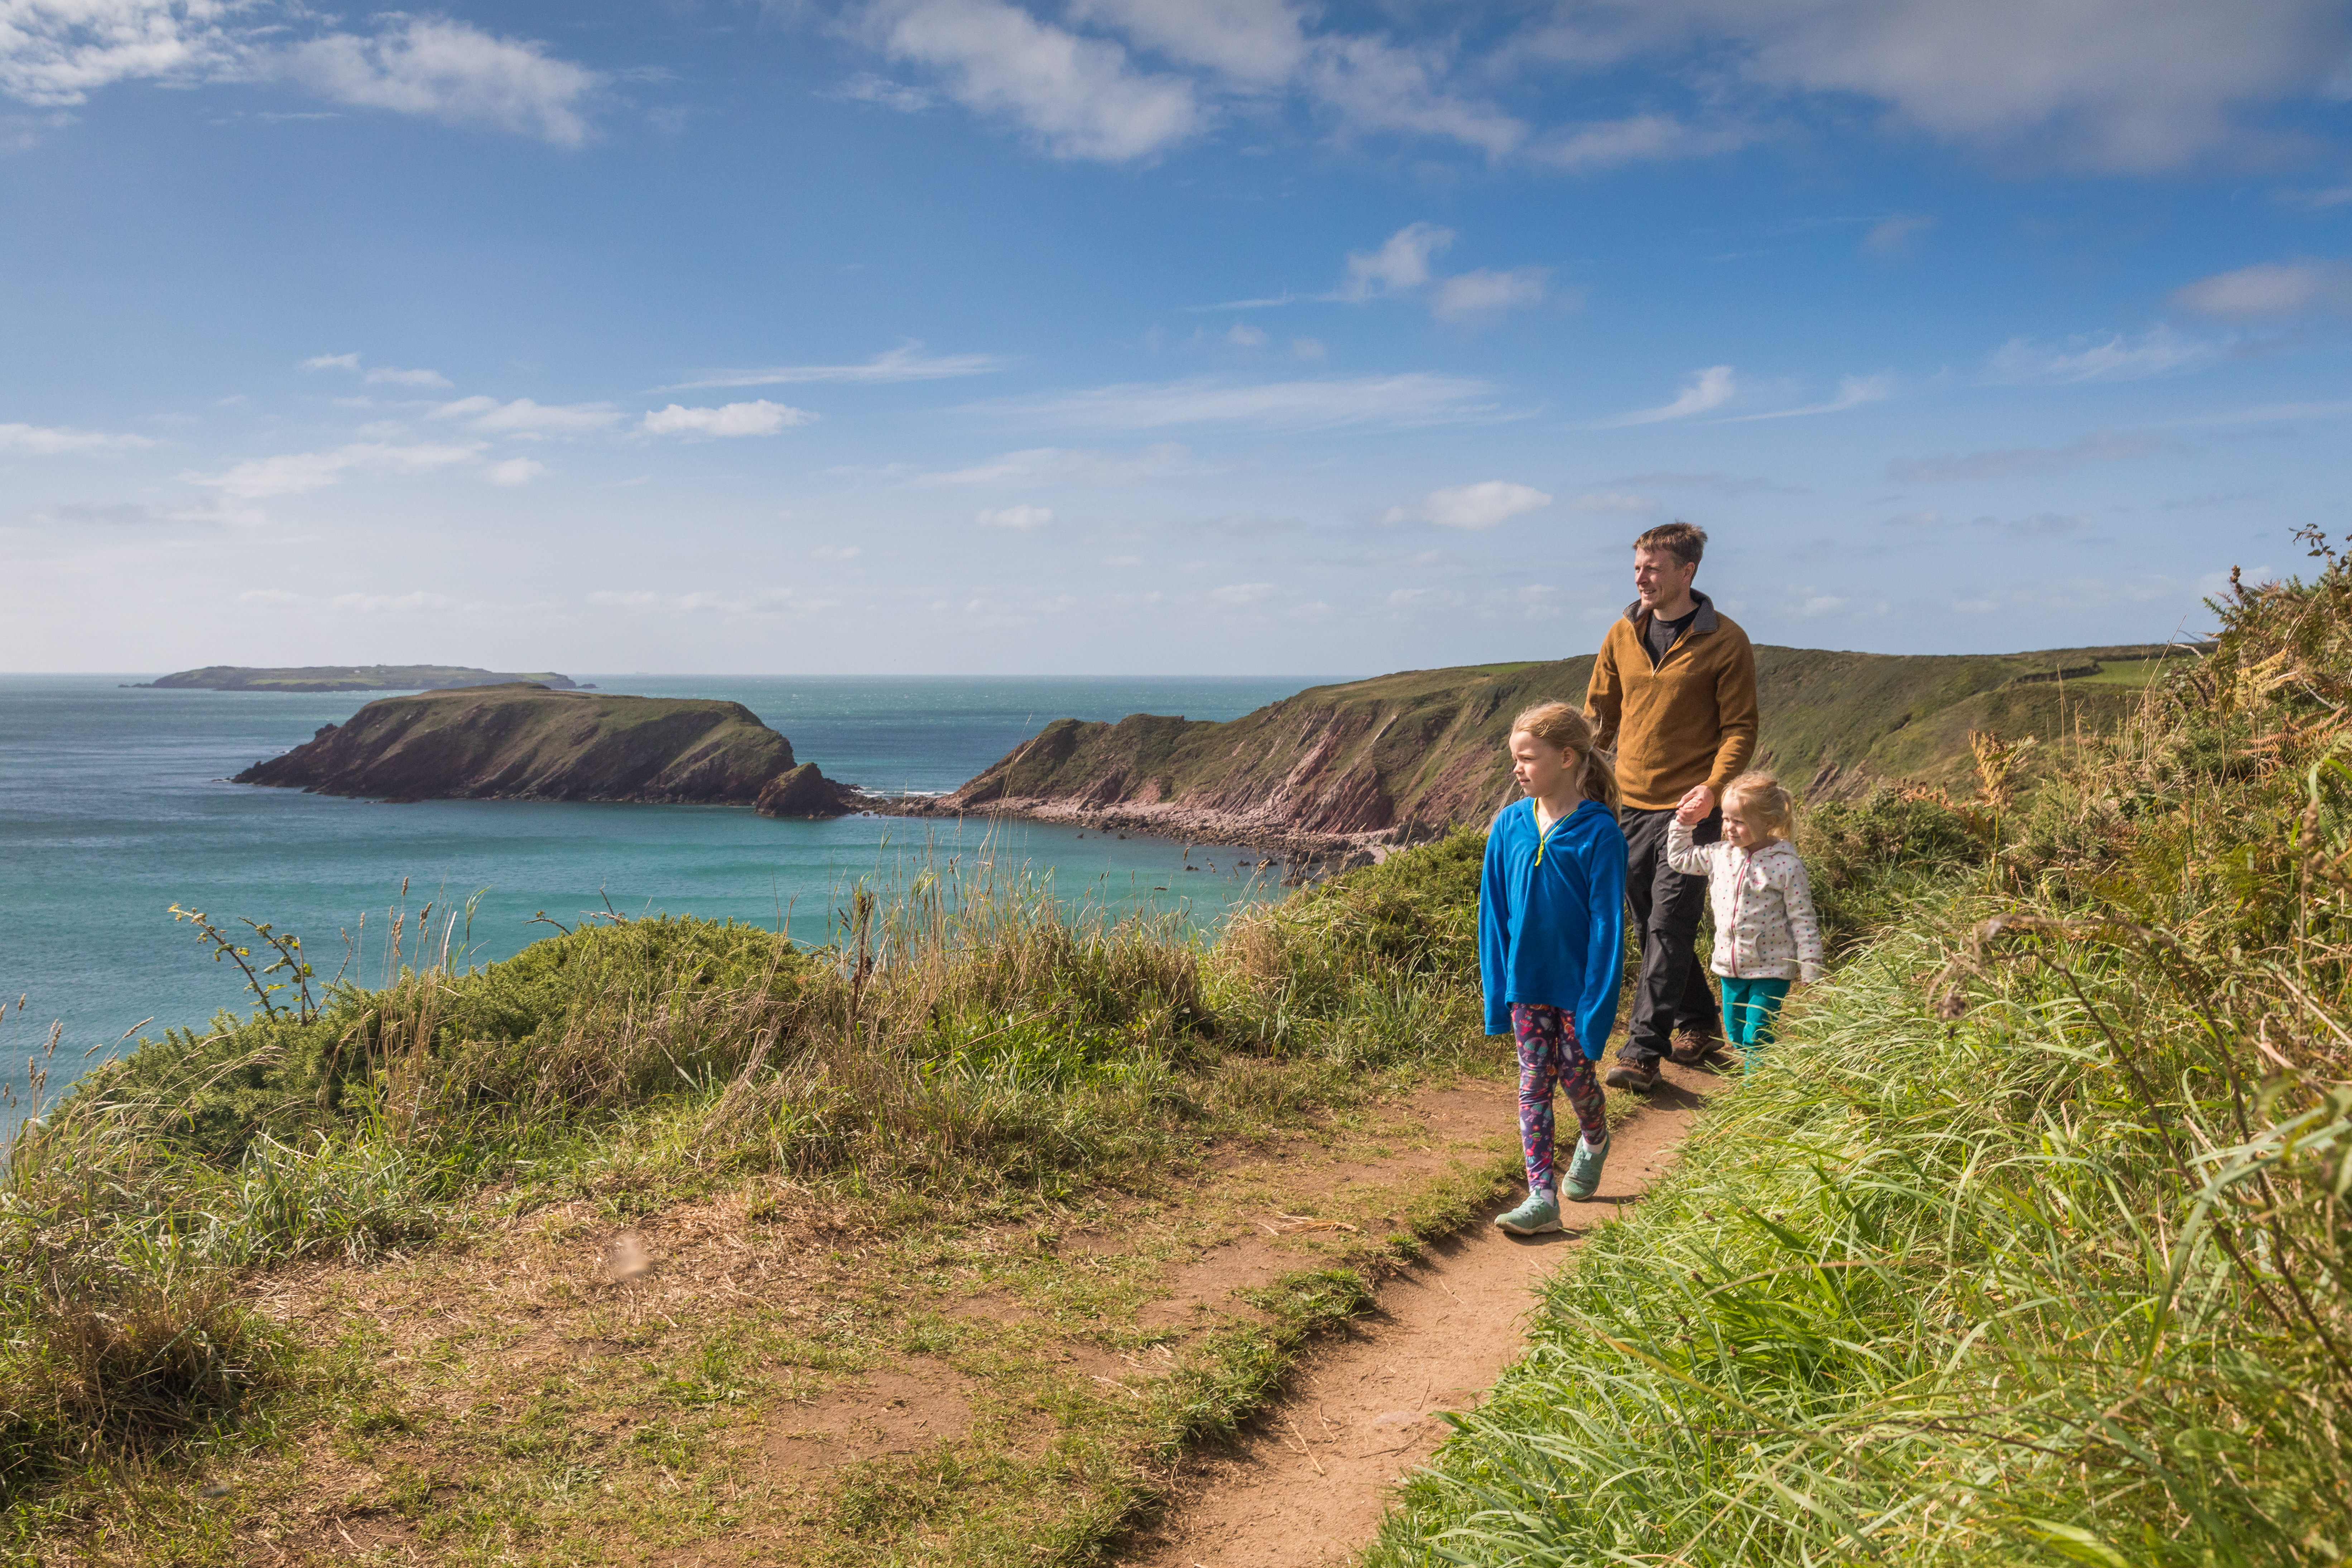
[1562,1134,1611,1202]
[1494,1193,1562,1235]
[1668,1028,1720,1066]
[1604,1058,1659,1091]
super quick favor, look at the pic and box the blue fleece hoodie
[1478,797,1628,1057]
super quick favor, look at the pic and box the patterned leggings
[1509,1003,1609,1198]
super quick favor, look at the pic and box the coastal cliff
[234,683,858,814]
[897,643,2184,850]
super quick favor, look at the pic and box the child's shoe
[1562,1133,1611,1201]
[1493,1193,1562,1235]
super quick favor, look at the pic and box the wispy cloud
[1986,327,2216,384]
[1565,491,1661,514]
[917,442,1194,486]
[275,18,603,148]
[1433,266,1552,322]
[2171,258,2352,320]
[975,502,1054,530]
[1887,429,2184,484]
[429,396,620,435]
[1382,480,1553,529]
[1862,213,1935,257]
[301,351,361,372]
[365,365,452,389]
[984,372,1505,433]
[640,400,816,437]
[660,342,1005,391]
[1343,222,1452,299]
[1533,113,1745,171]
[1602,365,1736,426]
[0,422,155,454]
[189,439,485,500]
[1719,372,1891,423]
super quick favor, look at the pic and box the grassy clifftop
[931,642,2184,844]
[232,683,850,809]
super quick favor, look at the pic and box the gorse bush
[1376,551,2352,1567]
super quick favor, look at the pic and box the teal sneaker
[1494,1193,1562,1235]
[1562,1134,1610,1201]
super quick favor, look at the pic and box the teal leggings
[1721,976,1791,1064]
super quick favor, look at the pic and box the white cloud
[1226,321,1268,346]
[918,442,1194,486]
[2171,259,2352,319]
[1608,0,2352,172]
[661,342,1004,391]
[429,395,620,435]
[0,422,154,454]
[486,456,544,486]
[1066,0,1307,88]
[994,373,1502,432]
[1384,480,1553,530]
[976,502,1055,529]
[1343,222,1453,299]
[640,400,816,438]
[1433,266,1550,322]
[1567,491,1661,514]
[1605,365,1737,425]
[301,351,360,371]
[189,439,484,500]
[1986,327,2216,384]
[832,71,934,111]
[1722,373,1893,422]
[0,0,239,106]
[813,544,863,561]
[589,590,661,607]
[278,18,601,147]
[1303,35,1525,157]
[1887,429,2183,483]
[1290,337,1326,360]
[364,365,452,389]
[1209,581,1278,606]
[873,0,1202,162]
[1863,213,1936,256]
[1534,113,1746,170]
[330,590,465,614]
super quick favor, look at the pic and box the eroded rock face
[753,762,857,818]
[234,684,802,805]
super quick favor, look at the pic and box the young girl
[1667,771,1824,1067]
[1478,702,1628,1235]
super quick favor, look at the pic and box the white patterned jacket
[1665,819,1826,983]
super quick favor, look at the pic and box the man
[1583,521,1759,1091]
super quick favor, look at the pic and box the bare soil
[1119,1059,1717,1568]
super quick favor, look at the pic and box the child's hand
[1674,798,1707,827]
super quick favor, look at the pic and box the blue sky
[3,1,2349,677]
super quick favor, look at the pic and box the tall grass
[1375,553,2352,1566]
[1,833,1494,1506]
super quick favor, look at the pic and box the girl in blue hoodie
[1479,701,1628,1235]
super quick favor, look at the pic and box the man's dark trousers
[1618,805,1721,1070]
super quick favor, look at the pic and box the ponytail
[1509,701,1620,810]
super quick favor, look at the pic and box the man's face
[1632,546,1697,612]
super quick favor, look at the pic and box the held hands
[1674,784,1716,827]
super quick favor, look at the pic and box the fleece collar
[1622,587,1719,636]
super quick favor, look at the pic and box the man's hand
[1675,784,1716,825]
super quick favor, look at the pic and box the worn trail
[1122,1060,1717,1568]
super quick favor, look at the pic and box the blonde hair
[1510,702,1621,810]
[1723,770,1794,842]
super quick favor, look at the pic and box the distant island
[234,683,858,816]
[132,664,590,693]
[897,642,2197,852]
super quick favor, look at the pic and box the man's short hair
[1633,520,1707,568]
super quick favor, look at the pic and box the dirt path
[1122,1060,1717,1568]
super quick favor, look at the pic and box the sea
[0,674,1325,1125]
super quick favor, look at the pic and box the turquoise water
[1,674,1322,1118]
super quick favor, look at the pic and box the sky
[3,0,2349,677]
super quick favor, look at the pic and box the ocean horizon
[2,673,1336,1126]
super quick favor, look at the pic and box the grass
[0,828,1544,1561]
[1372,548,2352,1567]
